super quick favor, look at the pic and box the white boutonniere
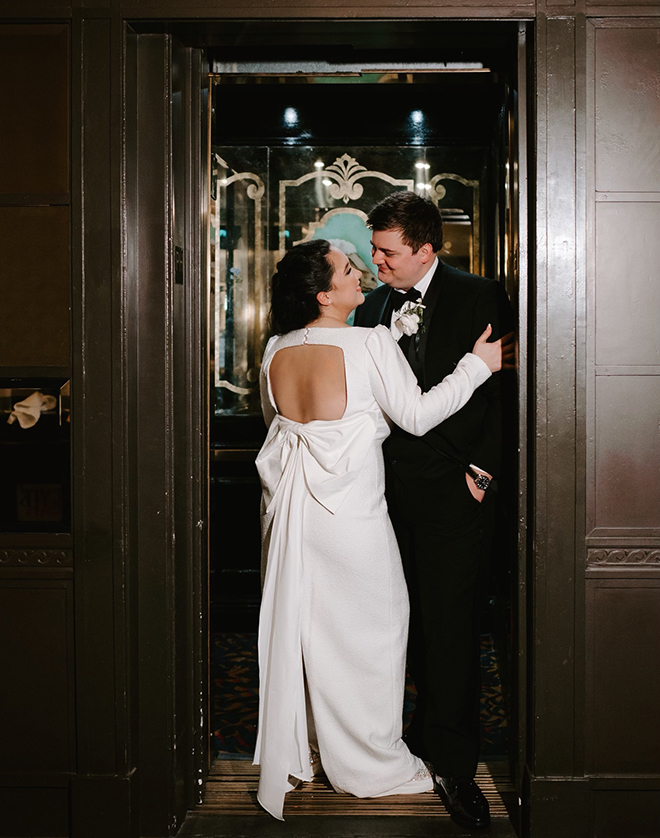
[393,300,426,337]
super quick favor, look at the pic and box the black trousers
[386,459,495,779]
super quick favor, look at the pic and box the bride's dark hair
[270,239,334,335]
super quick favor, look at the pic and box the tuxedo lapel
[415,261,447,386]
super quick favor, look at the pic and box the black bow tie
[391,288,422,311]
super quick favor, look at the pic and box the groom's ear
[418,242,434,263]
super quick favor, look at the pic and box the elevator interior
[207,18,524,768]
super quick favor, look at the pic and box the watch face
[475,475,490,490]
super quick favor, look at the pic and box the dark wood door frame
[76,15,533,837]
[108,30,209,837]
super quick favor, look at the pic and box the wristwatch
[467,467,491,491]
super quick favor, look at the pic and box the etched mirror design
[210,147,479,417]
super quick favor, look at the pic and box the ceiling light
[283,107,298,127]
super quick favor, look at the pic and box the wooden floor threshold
[200,759,516,818]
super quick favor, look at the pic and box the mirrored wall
[210,144,481,418]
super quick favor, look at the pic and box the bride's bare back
[269,344,347,423]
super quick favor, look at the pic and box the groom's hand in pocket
[465,466,492,503]
[465,472,485,503]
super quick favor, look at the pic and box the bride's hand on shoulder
[471,325,517,373]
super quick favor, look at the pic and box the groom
[354,192,515,829]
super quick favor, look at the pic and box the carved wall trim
[278,152,415,258]
[587,548,660,566]
[0,548,73,567]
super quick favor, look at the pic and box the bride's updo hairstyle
[270,239,334,335]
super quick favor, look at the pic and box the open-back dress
[253,324,491,820]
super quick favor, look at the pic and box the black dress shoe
[433,775,490,829]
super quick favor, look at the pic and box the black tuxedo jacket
[354,260,515,488]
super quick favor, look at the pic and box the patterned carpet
[212,632,508,758]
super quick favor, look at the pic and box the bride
[253,239,508,820]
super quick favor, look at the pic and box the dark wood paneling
[0,194,69,206]
[514,22,530,793]
[0,25,74,832]
[171,41,209,815]
[595,202,660,367]
[172,39,193,823]
[0,366,70,378]
[71,774,134,838]
[124,33,207,832]
[0,207,70,367]
[73,14,120,778]
[0,25,69,196]
[594,790,660,837]
[585,24,660,836]
[0,787,69,838]
[587,579,660,774]
[591,0,660,8]
[1,0,657,19]
[0,581,73,774]
[533,14,578,779]
[0,1,72,10]
[595,27,660,193]
[133,34,176,838]
[587,3,660,9]
[587,21,660,536]
[192,49,210,808]
[594,376,660,532]
[0,532,71,546]
[120,0,535,17]
[526,778,590,838]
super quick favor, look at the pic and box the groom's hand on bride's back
[472,326,517,373]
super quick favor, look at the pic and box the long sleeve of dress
[366,325,491,437]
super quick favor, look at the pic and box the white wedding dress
[253,324,491,820]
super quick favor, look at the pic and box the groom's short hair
[367,192,443,254]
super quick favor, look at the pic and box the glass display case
[0,379,71,533]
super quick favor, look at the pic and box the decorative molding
[0,548,73,567]
[212,153,266,397]
[587,548,660,566]
[324,154,368,203]
[278,152,414,257]
[429,173,480,271]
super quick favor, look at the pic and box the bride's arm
[365,325,492,437]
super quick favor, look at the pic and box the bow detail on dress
[257,412,378,515]
[253,411,378,820]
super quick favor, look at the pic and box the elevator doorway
[205,19,528,825]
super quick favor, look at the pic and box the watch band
[467,467,491,491]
